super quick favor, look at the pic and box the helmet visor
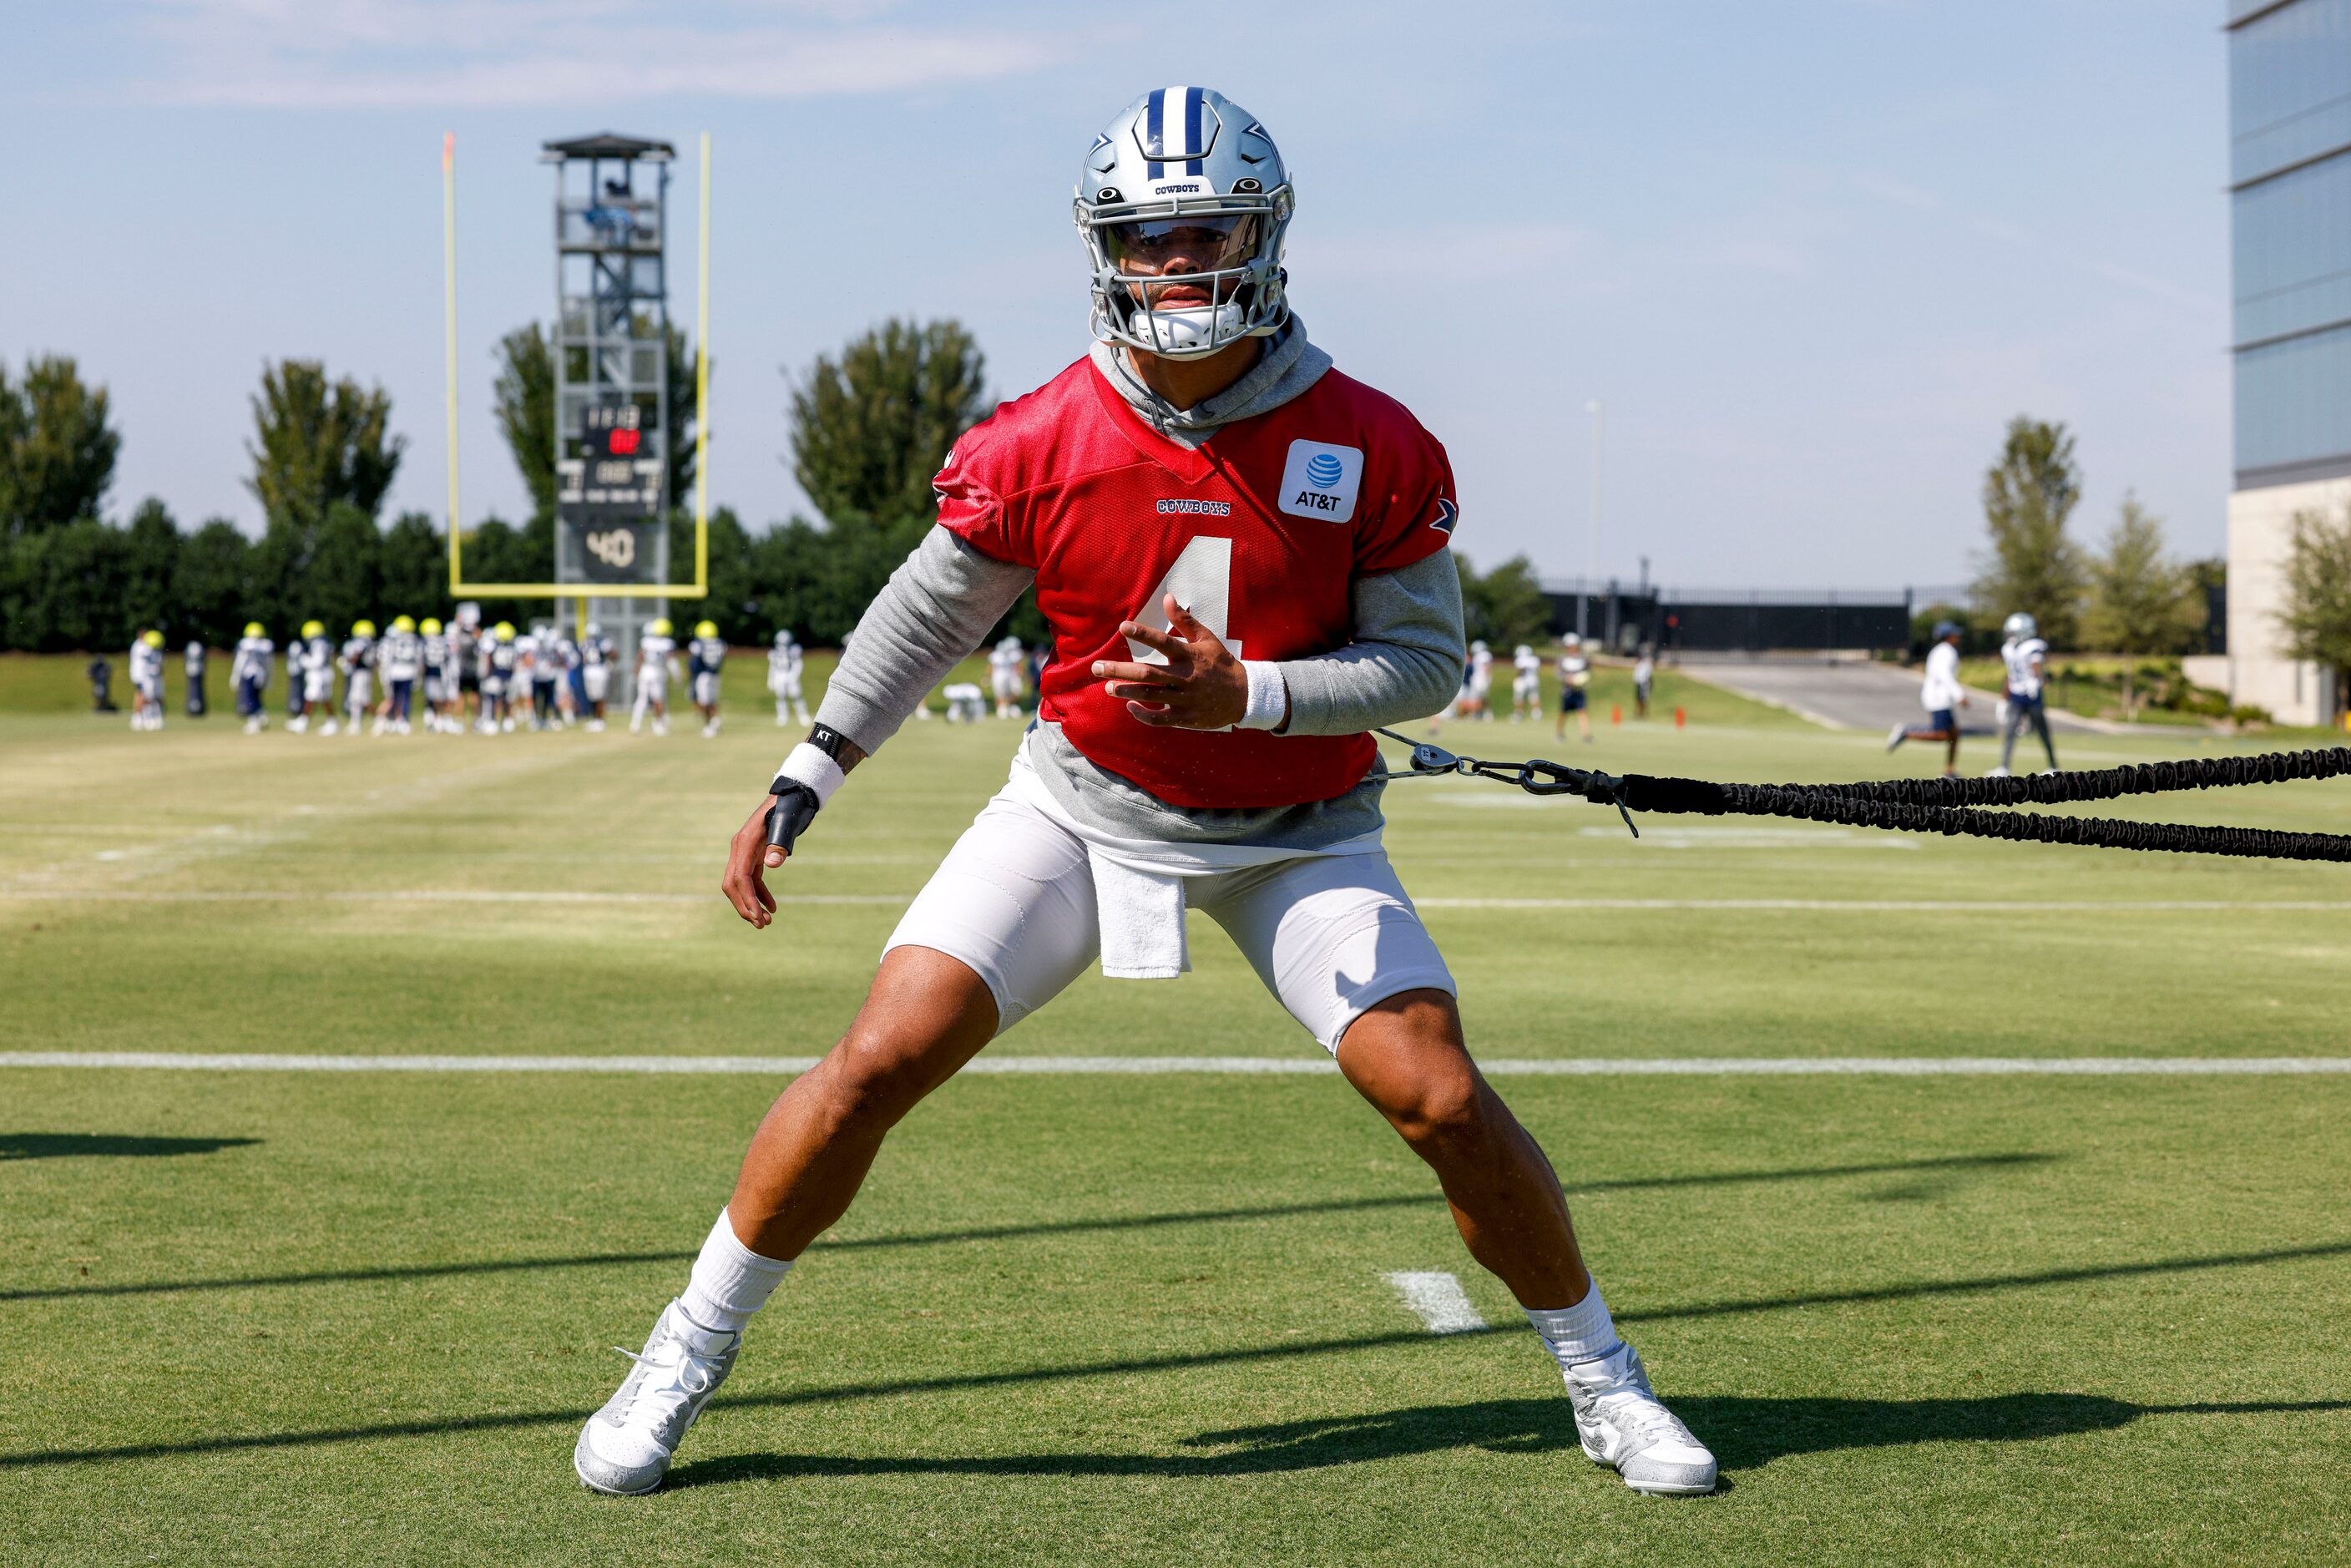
[1103,214,1261,308]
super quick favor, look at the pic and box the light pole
[1581,400,1603,640]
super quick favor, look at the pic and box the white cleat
[320,720,338,736]
[574,1301,740,1496]
[1986,766,2010,778]
[1563,1342,1717,1496]
[1885,722,1905,753]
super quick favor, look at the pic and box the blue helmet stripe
[1144,87,1165,179]
[1184,86,1204,175]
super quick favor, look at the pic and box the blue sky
[5,0,2230,591]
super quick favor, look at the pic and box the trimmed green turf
[3,685,2348,1565]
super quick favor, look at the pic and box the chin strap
[1373,728,2351,863]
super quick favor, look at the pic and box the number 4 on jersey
[1125,535,1242,664]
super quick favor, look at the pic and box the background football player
[988,634,1027,719]
[1465,638,1494,720]
[766,630,809,726]
[231,621,273,733]
[419,617,453,733]
[296,620,335,733]
[336,620,376,738]
[128,630,166,731]
[632,617,676,736]
[1994,611,2057,776]
[688,620,727,737]
[1510,642,1542,721]
[377,615,422,735]
[579,621,615,731]
[1555,632,1592,743]
[577,88,1714,1502]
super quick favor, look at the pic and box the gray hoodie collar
[1090,317,1333,449]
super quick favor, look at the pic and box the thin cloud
[118,0,1057,107]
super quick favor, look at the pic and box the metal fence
[1542,583,1913,653]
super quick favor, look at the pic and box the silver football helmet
[2003,612,2037,641]
[1074,87,1294,360]
[774,629,794,648]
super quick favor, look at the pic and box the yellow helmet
[649,618,672,636]
[352,620,377,638]
[244,621,265,639]
[302,620,325,639]
[494,621,516,640]
[695,620,718,640]
[392,615,416,633]
[141,630,164,648]
[420,617,442,635]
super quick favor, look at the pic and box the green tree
[173,519,256,650]
[380,511,453,623]
[2082,494,2202,657]
[9,518,132,650]
[0,355,121,535]
[790,319,989,529]
[493,325,558,521]
[306,502,383,635]
[1459,554,1549,649]
[2275,503,2351,706]
[246,360,403,533]
[121,498,182,640]
[1972,416,2084,649]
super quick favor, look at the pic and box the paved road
[1678,657,2107,738]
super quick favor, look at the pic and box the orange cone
[1673,706,1686,729]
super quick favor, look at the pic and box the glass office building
[2232,0,2351,485]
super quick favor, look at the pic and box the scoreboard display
[556,399,661,518]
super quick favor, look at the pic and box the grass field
[3,663,2348,1565]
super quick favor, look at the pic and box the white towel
[1087,854,1189,979]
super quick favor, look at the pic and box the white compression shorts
[692,671,720,706]
[884,780,1455,1050]
[303,670,332,703]
[584,666,610,701]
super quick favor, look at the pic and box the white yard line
[0,1053,2344,1076]
[1383,1271,1489,1334]
[0,890,907,905]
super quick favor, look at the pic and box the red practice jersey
[934,356,1458,809]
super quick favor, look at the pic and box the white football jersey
[640,633,676,668]
[1558,652,1590,688]
[769,641,802,681]
[234,635,274,682]
[2000,636,2047,700]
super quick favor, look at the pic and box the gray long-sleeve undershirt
[812,326,1466,848]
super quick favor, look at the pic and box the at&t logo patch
[1277,440,1364,523]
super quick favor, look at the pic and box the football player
[633,617,676,736]
[1992,612,2057,777]
[1465,638,1494,720]
[1510,642,1541,721]
[551,625,583,727]
[767,630,810,726]
[1888,620,1968,776]
[420,617,453,733]
[231,621,274,733]
[689,620,727,737]
[483,623,518,733]
[128,630,166,731]
[336,620,377,737]
[1555,633,1592,743]
[1632,645,1655,720]
[988,635,1028,718]
[580,621,616,731]
[298,620,335,733]
[577,89,1713,1501]
[377,615,422,734]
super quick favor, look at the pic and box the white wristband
[1237,660,1290,731]
[773,742,847,807]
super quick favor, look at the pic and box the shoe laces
[612,1336,719,1426]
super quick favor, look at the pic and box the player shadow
[0,1154,2050,1303]
[667,1392,2351,1488]
[0,1133,260,1162]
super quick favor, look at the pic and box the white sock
[1525,1282,1621,1372]
[677,1208,793,1336]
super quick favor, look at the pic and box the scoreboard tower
[544,131,675,691]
